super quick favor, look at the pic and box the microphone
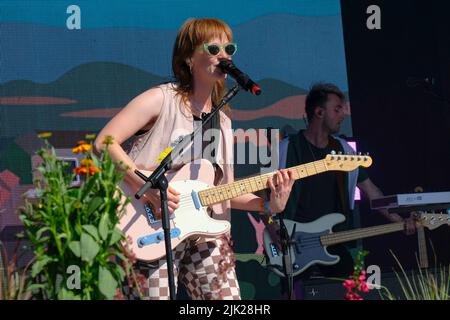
[218,59,262,95]
[406,76,435,88]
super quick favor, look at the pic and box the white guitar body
[118,160,230,262]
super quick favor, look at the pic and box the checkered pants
[133,236,241,300]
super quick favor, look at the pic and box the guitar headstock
[418,213,450,230]
[324,152,373,172]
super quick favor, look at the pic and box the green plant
[19,133,137,299]
[381,250,450,300]
[0,238,32,300]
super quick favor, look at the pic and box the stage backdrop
[0,0,352,299]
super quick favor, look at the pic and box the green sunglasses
[200,43,238,56]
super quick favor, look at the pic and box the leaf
[82,225,99,241]
[31,255,53,277]
[109,228,123,246]
[87,197,103,216]
[98,213,109,241]
[99,266,117,300]
[26,283,47,293]
[115,264,126,282]
[81,177,96,200]
[68,241,81,258]
[36,227,51,240]
[80,232,100,263]
[57,287,81,300]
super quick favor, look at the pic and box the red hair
[172,18,233,112]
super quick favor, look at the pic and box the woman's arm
[94,87,181,213]
[95,87,163,187]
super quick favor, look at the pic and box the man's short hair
[305,83,345,122]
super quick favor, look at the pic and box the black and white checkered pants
[132,235,241,300]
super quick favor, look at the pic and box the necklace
[303,131,319,162]
[189,98,212,118]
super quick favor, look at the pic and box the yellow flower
[88,166,101,176]
[102,135,114,145]
[85,133,97,140]
[81,159,94,167]
[37,132,52,139]
[74,166,88,175]
[72,142,92,154]
[74,158,101,176]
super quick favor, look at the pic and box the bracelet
[263,200,272,215]
[263,200,276,223]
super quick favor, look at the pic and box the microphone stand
[134,84,241,300]
[278,215,297,300]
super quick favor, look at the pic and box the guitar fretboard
[320,222,405,246]
[198,159,329,206]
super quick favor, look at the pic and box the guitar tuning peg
[331,150,336,155]
[338,151,342,155]
[358,152,362,156]
[366,152,370,156]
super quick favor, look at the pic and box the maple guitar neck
[198,159,330,207]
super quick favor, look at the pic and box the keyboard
[371,191,450,213]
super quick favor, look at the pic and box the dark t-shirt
[280,129,369,279]
[291,131,368,225]
[281,131,369,280]
[294,134,341,223]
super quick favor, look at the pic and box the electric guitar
[263,212,450,277]
[118,153,372,262]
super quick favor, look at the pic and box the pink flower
[358,281,370,293]
[343,279,356,290]
[345,291,363,300]
[359,271,367,282]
